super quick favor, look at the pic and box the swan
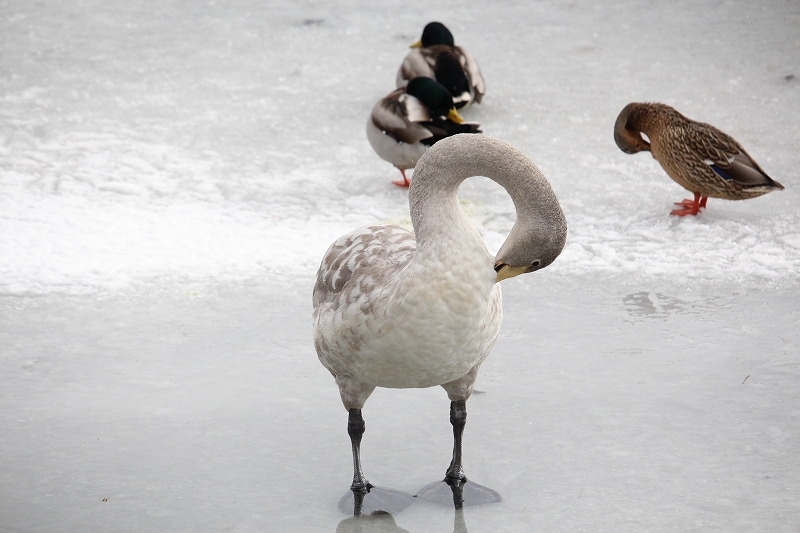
[313,134,567,513]
[614,102,784,216]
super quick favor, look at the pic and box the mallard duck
[614,102,784,216]
[396,22,486,110]
[313,134,567,514]
[367,76,481,187]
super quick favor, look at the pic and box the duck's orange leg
[392,168,411,188]
[671,192,704,216]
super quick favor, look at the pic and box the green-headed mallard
[614,102,784,216]
[396,22,486,110]
[367,76,481,187]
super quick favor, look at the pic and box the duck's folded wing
[457,46,486,103]
[396,50,435,87]
[313,226,416,308]
[684,122,780,188]
[372,92,434,144]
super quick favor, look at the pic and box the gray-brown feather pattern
[624,103,783,200]
[313,225,416,310]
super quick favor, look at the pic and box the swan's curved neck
[409,135,564,268]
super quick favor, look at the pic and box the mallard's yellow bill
[447,108,465,124]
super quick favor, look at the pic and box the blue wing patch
[710,164,733,181]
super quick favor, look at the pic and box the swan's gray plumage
[312,134,566,506]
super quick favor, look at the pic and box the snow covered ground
[1,1,798,532]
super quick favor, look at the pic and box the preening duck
[313,134,567,514]
[614,102,784,216]
[367,76,481,187]
[396,22,486,110]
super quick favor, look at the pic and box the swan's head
[411,22,455,48]
[614,103,651,154]
[494,212,567,282]
[408,134,567,283]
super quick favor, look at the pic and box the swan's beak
[447,108,465,124]
[410,39,423,48]
[495,263,531,282]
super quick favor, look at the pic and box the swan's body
[314,225,499,392]
[313,134,567,513]
[367,77,481,187]
[614,102,784,216]
[396,22,485,109]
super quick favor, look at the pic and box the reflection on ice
[338,479,500,515]
[623,291,685,318]
[415,480,501,509]
[336,509,469,533]
[338,486,416,515]
[336,511,411,533]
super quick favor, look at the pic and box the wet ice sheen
[1,0,799,532]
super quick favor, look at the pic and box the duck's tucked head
[407,77,464,123]
[412,22,455,48]
[614,103,651,154]
[435,52,471,99]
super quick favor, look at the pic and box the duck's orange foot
[670,193,705,216]
[392,168,411,188]
[670,205,700,216]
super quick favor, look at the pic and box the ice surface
[1,0,799,532]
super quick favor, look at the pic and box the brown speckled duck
[614,102,784,216]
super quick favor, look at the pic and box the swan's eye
[531,260,541,267]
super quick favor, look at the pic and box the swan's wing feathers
[313,225,416,308]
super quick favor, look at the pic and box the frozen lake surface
[1,1,799,531]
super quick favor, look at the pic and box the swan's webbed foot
[415,399,501,508]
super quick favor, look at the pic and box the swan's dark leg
[444,400,468,508]
[415,397,500,508]
[348,408,372,515]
